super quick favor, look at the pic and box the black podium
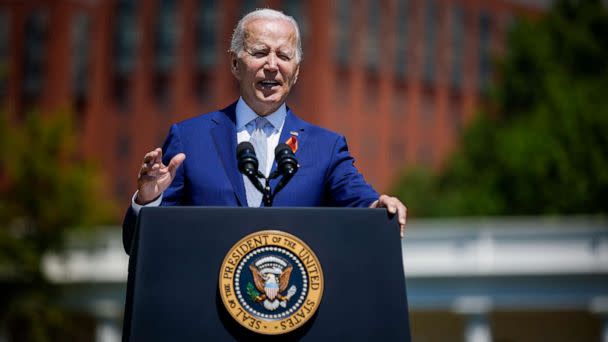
[123,207,411,341]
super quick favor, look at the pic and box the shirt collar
[235,97,287,132]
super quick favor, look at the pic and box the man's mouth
[258,80,281,89]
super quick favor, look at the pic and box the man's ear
[230,52,240,79]
[293,64,300,85]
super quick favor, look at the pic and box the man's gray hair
[230,8,303,63]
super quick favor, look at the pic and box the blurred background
[0,0,607,341]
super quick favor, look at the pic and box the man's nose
[264,54,278,71]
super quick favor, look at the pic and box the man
[122,9,407,254]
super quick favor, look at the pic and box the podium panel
[124,207,411,341]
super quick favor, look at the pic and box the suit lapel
[269,109,307,193]
[211,103,247,206]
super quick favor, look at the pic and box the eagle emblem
[248,256,297,311]
[219,230,324,334]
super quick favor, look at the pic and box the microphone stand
[263,176,273,207]
[245,170,275,207]
[262,169,296,207]
[243,163,293,207]
[245,170,268,204]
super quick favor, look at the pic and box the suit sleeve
[159,124,186,206]
[121,124,186,254]
[122,206,137,254]
[324,135,379,207]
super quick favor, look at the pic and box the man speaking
[122,9,407,253]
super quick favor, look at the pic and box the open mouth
[258,80,281,89]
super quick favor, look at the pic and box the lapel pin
[285,136,298,153]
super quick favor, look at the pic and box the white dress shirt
[131,97,287,214]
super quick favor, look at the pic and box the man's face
[231,18,300,116]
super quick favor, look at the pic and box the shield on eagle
[249,256,294,310]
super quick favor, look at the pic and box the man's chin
[257,88,282,98]
[246,95,284,115]
[256,93,285,105]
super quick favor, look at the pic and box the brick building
[0,0,543,208]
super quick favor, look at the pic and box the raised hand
[135,148,186,204]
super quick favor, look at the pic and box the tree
[0,110,114,341]
[393,0,608,217]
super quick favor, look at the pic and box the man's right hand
[136,148,186,205]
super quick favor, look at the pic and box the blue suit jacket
[122,102,378,253]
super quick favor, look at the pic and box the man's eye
[252,51,266,57]
[278,54,290,61]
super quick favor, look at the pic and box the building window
[71,12,90,115]
[154,0,177,109]
[451,4,464,89]
[417,141,432,165]
[114,0,137,77]
[240,0,258,18]
[115,129,131,200]
[283,0,308,40]
[0,9,9,103]
[479,11,492,91]
[365,74,378,113]
[421,91,434,123]
[394,0,409,78]
[449,93,463,134]
[196,0,217,70]
[423,0,437,84]
[22,8,48,111]
[116,130,131,160]
[282,0,307,107]
[392,91,407,119]
[363,133,378,164]
[115,176,129,202]
[391,136,406,164]
[366,2,380,71]
[195,0,217,103]
[418,91,434,164]
[335,82,350,135]
[155,0,177,73]
[334,0,350,66]
[112,0,138,112]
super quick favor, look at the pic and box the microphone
[236,141,259,177]
[237,142,266,198]
[273,143,299,195]
[274,143,299,176]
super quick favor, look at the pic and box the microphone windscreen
[237,141,255,156]
[274,143,291,156]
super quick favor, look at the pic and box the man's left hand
[370,195,407,238]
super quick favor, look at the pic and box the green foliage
[393,0,608,217]
[0,110,114,341]
[247,282,260,301]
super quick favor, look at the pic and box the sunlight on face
[231,19,300,116]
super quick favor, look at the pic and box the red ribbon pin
[285,136,298,153]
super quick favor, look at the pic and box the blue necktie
[245,117,268,207]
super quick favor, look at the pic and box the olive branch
[246,282,260,301]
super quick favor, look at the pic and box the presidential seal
[219,230,324,335]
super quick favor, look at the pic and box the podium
[123,207,411,341]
